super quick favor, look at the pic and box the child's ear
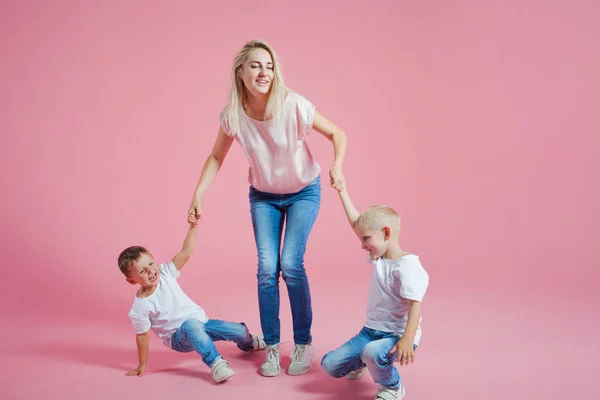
[126,277,137,285]
[383,226,391,240]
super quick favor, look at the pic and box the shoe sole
[288,351,316,376]
[260,370,280,377]
[287,360,314,376]
[287,366,312,376]
[260,366,281,377]
[213,370,235,383]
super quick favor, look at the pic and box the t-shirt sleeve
[218,108,234,138]
[160,260,180,279]
[295,93,316,138]
[398,260,429,302]
[129,310,151,335]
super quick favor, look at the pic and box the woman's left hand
[329,165,345,192]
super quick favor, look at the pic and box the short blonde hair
[354,205,401,231]
[223,39,288,135]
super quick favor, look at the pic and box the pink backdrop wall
[1,1,598,399]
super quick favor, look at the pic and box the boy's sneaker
[288,344,315,376]
[375,383,405,400]
[251,334,267,351]
[260,344,281,377]
[211,357,235,383]
[347,367,366,380]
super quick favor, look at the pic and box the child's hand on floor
[389,338,414,366]
[125,364,146,377]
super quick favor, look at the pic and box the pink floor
[3,277,598,399]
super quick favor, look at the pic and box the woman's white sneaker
[260,344,281,377]
[288,344,315,376]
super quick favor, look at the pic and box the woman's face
[239,48,274,98]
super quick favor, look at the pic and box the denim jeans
[170,318,253,367]
[321,326,418,389]
[249,176,321,346]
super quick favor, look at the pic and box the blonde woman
[188,40,347,377]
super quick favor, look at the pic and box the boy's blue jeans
[170,319,253,367]
[249,176,321,346]
[321,326,417,390]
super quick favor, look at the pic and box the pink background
[1,0,599,399]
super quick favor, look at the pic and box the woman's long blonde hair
[224,39,288,135]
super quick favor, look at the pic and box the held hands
[125,364,146,377]
[329,165,345,192]
[187,198,201,226]
[389,338,414,366]
[188,214,198,228]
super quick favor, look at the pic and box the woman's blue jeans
[249,176,321,346]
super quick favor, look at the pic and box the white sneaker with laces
[374,383,405,400]
[347,367,366,380]
[251,334,267,351]
[288,344,315,376]
[211,357,235,383]
[260,344,281,377]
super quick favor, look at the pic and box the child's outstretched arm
[390,300,422,366]
[172,223,198,270]
[337,188,360,228]
[126,330,151,377]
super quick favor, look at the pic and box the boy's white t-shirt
[364,254,430,345]
[128,261,208,348]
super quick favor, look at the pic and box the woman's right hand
[188,198,201,224]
